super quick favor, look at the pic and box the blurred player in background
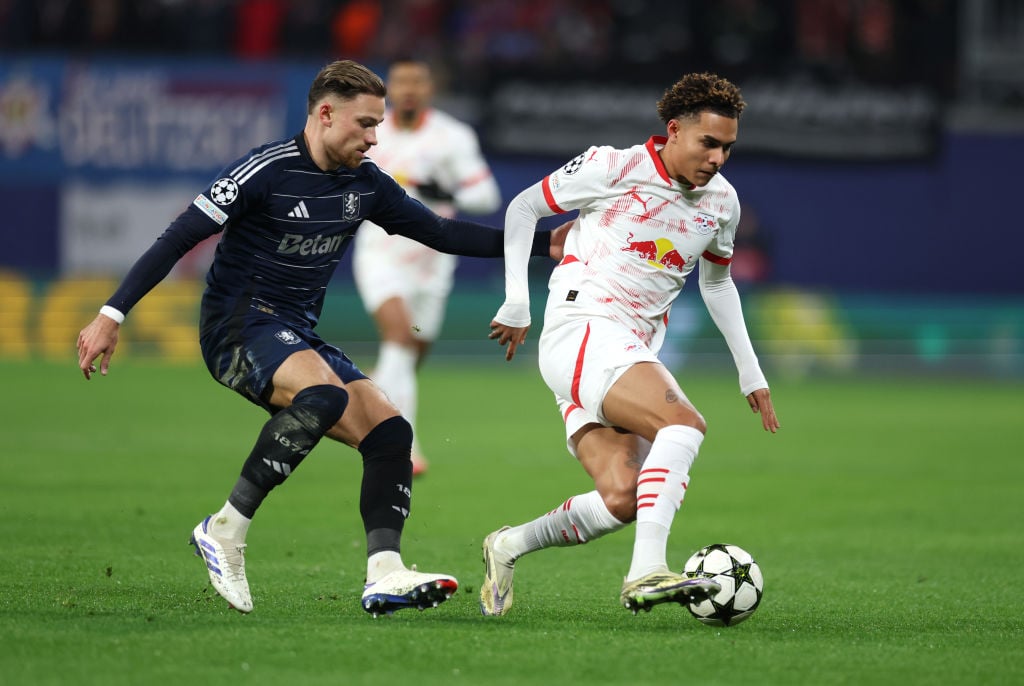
[76,59,557,618]
[353,58,501,477]
[483,72,780,616]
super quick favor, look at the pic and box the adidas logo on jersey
[287,201,309,219]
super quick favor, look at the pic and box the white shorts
[554,396,653,460]
[538,315,661,428]
[352,223,457,340]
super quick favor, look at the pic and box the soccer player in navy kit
[76,60,556,617]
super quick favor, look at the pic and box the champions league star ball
[683,543,764,626]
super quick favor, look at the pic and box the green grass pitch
[0,358,1021,685]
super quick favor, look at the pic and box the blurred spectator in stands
[280,0,333,57]
[793,0,853,84]
[234,0,285,58]
[849,0,898,85]
[695,0,793,81]
[371,0,447,65]
[899,0,957,97]
[449,0,613,88]
[0,0,35,48]
[331,0,381,60]
[613,0,697,78]
[0,0,971,102]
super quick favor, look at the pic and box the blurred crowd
[1,0,958,96]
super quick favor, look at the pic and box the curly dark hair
[307,60,387,114]
[656,73,746,124]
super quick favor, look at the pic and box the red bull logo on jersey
[621,233,693,274]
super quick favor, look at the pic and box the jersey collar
[646,136,671,185]
[645,135,697,190]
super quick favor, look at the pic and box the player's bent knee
[672,406,707,435]
[602,488,637,523]
[597,448,642,522]
[359,415,414,461]
[292,384,350,431]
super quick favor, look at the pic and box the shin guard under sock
[359,415,414,555]
[228,384,349,518]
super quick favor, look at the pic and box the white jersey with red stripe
[353,108,500,329]
[497,135,766,433]
[539,136,740,349]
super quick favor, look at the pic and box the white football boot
[479,526,516,616]
[361,567,458,618]
[189,516,253,613]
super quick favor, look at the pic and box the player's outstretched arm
[746,387,780,433]
[75,208,219,381]
[77,313,120,380]
[490,182,556,361]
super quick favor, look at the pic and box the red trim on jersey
[570,323,591,406]
[542,176,566,213]
[563,402,582,423]
[458,168,494,189]
[701,250,732,265]
[559,254,580,266]
[646,136,672,184]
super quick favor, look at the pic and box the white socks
[373,342,418,430]
[626,425,704,581]
[209,500,251,542]
[208,500,408,585]
[366,550,404,583]
[497,490,626,559]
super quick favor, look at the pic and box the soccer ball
[682,543,763,626]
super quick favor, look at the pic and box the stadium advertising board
[484,79,941,160]
[0,57,289,181]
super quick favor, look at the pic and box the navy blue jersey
[196,134,408,327]
[105,133,549,329]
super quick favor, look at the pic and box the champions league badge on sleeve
[561,153,585,176]
[210,178,239,205]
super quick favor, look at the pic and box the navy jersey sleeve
[104,147,274,316]
[369,185,550,258]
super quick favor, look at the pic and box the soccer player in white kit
[353,59,501,476]
[481,73,780,616]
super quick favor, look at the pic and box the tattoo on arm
[665,390,679,404]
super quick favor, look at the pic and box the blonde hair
[307,60,386,114]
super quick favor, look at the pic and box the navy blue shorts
[200,313,367,413]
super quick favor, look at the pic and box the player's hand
[77,314,121,380]
[746,387,780,433]
[489,321,530,362]
[548,219,574,262]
